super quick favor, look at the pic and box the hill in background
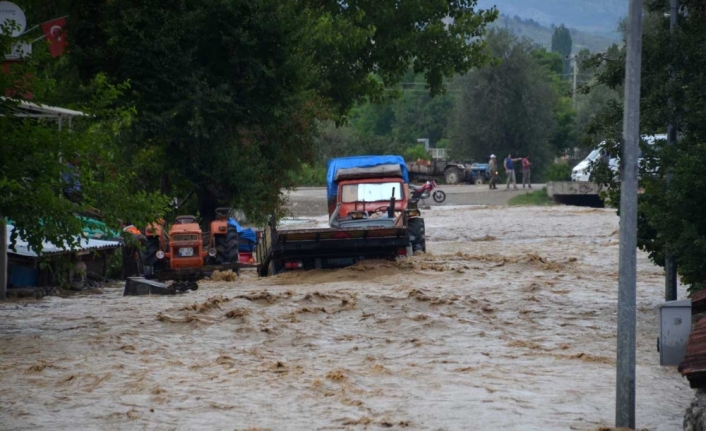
[476,0,626,39]
[491,15,620,54]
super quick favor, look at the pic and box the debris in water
[209,270,238,282]
[326,369,348,382]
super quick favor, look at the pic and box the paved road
[285,183,546,217]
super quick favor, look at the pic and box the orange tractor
[140,208,240,280]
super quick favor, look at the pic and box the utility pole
[565,54,579,108]
[665,0,679,302]
[616,0,643,428]
[572,56,579,109]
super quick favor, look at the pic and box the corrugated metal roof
[6,225,120,258]
[1,97,87,118]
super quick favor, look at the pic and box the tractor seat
[175,215,198,224]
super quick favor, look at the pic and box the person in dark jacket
[488,155,499,189]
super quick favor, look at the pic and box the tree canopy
[62,0,498,223]
[450,30,566,176]
[0,29,167,255]
[585,0,706,293]
[551,24,573,75]
[551,24,573,57]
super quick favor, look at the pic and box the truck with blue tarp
[256,155,426,276]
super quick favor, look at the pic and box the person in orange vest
[123,224,141,236]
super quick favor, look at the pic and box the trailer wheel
[215,224,239,264]
[408,218,426,253]
[445,168,461,185]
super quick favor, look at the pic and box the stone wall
[685,390,706,431]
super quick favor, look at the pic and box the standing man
[505,153,521,190]
[488,154,498,189]
[121,222,146,279]
[521,155,532,189]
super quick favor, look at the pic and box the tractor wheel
[215,224,239,264]
[408,218,426,253]
[475,177,484,185]
[445,168,461,185]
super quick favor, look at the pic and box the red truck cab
[334,177,409,223]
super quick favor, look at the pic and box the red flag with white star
[41,17,67,57]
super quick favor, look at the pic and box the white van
[571,134,666,182]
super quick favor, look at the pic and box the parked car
[571,134,666,182]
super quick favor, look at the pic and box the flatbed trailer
[255,222,412,277]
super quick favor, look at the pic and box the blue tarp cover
[326,155,408,201]
[227,218,257,251]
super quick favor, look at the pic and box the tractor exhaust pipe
[388,188,396,218]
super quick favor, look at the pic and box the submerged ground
[0,205,691,430]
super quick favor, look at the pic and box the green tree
[585,0,706,293]
[347,71,458,154]
[551,24,573,75]
[532,47,577,157]
[450,30,560,176]
[65,0,498,223]
[0,32,168,258]
[389,73,458,145]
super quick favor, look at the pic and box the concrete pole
[665,0,679,302]
[616,0,643,428]
[572,56,579,109]
[0,217,6,300]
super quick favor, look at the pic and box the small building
[6,224,120,289]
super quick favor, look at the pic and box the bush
[545,162,572,181]
[402,144,430,162]
[290,163,327,186]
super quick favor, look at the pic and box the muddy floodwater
[0,206,692,430]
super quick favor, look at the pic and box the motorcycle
[410,180,446,204]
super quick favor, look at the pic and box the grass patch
[508,188,556,206]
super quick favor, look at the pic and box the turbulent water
[0,206,691,430]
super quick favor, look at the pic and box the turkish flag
[41,17,68,57]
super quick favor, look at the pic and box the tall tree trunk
[160,173,171,195]
[197,187,219,229]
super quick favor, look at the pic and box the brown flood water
[0,206,691,430]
